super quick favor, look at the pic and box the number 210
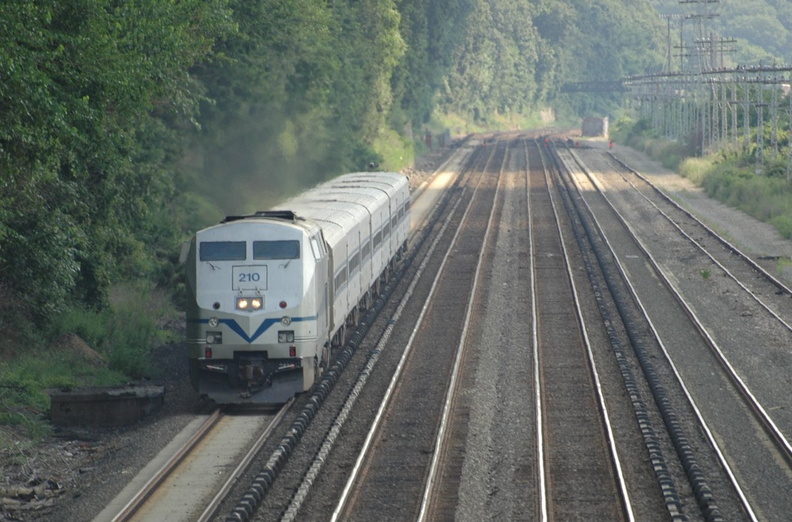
[238,273,261,283]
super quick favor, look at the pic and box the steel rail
[603,151,792,324]
[555,148,759,520]
[330,143,498,521]
[417,138,508,521]
[281,179,469,522]
[567,149,792,467]
[196,401,291,522]
[537,141,635,521]
[110,408,224,522]
[528,141,549,522]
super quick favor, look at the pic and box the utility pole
[623,0,792,165]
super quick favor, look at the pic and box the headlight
[278,331,295,343]
[206,331,222,344]
[236,297,263,311]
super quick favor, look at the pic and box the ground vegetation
[611,107,792,242]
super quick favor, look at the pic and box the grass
[679,156,716,185]
[372,126,414,171]
[613,115,792,241]
[0,281,178,444]
[776,257,792,278]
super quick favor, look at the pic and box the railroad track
[529,139,632,520]
[102,135,792,522]
[303,137,633,521]
[552,141,792,520]
[329,139,505,520]
[103,404,289,522]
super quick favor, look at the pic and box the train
[184,172,410,404]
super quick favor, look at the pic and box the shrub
[103,282,174,379]
[679,156,715,185]
[48,281,174,380]
[770,214,792,239]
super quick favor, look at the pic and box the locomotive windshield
[253,240,300,260]
[200,241,246,261]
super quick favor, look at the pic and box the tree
[0,0,234,321]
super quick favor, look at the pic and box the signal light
[205,347,213,358]
[289,346,296,357]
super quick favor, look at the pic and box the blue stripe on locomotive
[189,315,318,344]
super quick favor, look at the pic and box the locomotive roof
[205,210,321,234]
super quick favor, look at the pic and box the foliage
[0,0,235,322]
[372,127,414,171]
[678,156,718,185]
[48,282,175,379]
[0,0,673,418]
[185,0,407,220]
[648,0,792,65]
[552,0,664,117]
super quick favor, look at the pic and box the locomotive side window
[310,237,322,260]
[253,240,300,260]
[362,240,371,259]
[200,241,246,261]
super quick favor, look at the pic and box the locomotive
[184,172,410,404]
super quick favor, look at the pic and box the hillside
[648,0,792,64]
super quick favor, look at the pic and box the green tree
[0,0,233,322]
[187,0,405,220]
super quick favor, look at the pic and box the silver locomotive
[184,172,410,404]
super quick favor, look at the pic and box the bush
[680,156,716,185]
[103,283,174,379]
[770,214,792,239]
[49,282,175,380]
